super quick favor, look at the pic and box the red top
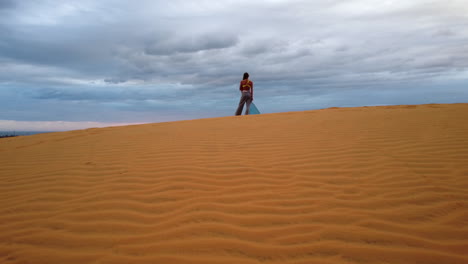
[239,79,253,99]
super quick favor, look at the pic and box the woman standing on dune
[235,72,254,116]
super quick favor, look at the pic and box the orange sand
[1,103,468,264]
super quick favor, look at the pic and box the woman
[235,72,254,115]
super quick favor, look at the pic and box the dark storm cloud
[0,25,126,77]
[103,77,127,84]
[145,34,239,55]
[0,0,15,9]
[31,86,193,102]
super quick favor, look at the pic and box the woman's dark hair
[243,72,249,80]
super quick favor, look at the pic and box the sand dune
[1,103,468,264]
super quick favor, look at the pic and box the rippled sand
[1,103,468,264]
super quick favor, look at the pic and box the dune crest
[1,103,468,264]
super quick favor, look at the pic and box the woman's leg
[245,93,252,115]
[235,94,247,115]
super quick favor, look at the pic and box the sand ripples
[1,104,468,263]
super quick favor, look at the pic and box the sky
[1,0,467,131]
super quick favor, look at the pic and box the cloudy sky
[1,0,467,131]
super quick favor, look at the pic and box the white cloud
[0,120,139,132]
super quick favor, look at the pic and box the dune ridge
[1,103,468,264]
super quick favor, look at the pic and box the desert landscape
[1,103,467,264]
